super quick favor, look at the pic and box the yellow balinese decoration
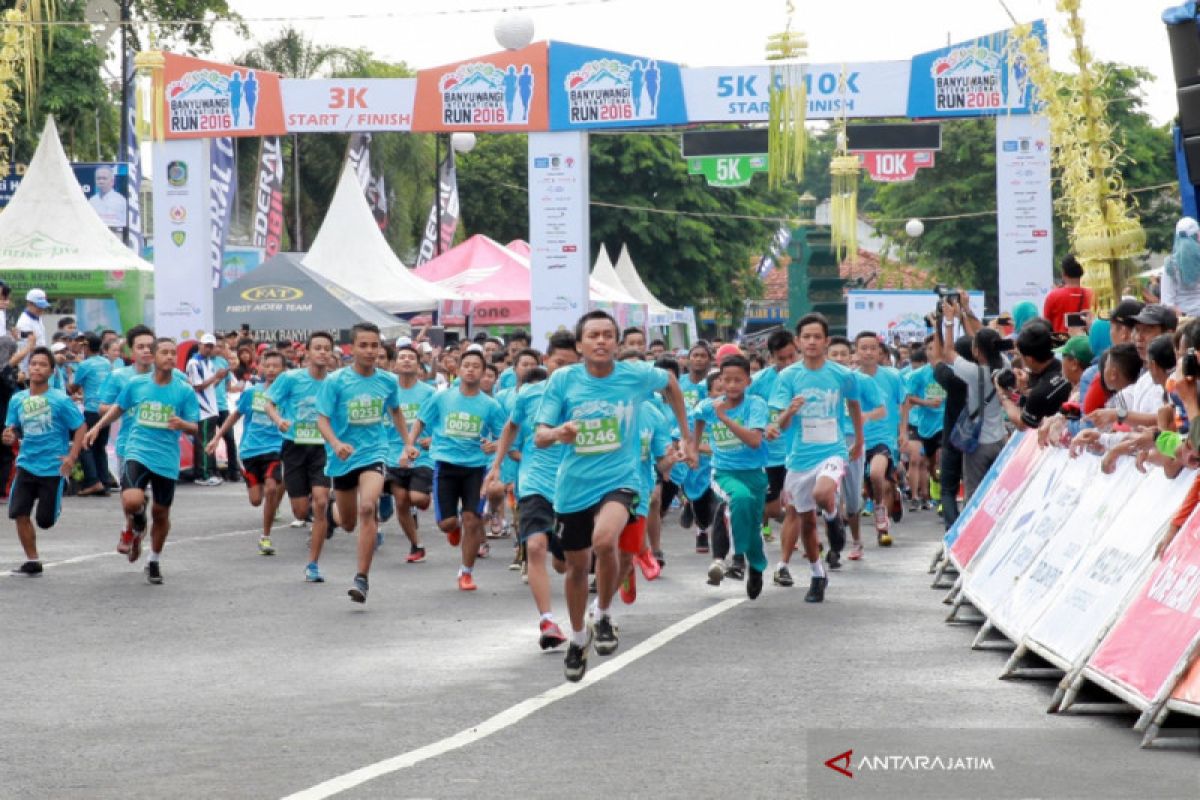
[829,127,860,264]
[765,0,807,189]
[134,50,167,141]
[1013,0,1146,308]
[0,1,54,172]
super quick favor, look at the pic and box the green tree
[131,0,239,53]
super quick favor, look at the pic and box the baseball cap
[25,288,49,309]
[199,333,217,345]
[1132,303,1178,330]
[395,336,412,348]
[1110,298,1144,327]
[1055,335,1094,365]
[1016,321,1055,361]
[50,342,67,353]
[715,343,743,364]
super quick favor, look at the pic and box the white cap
[50,342,67,353]
[1178,217,1200,237]
[199,334,217,345]
[26,288,49,309]
[395,336,413,348]
[466,344,484,354]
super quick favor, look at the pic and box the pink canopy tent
[414,234,533,326]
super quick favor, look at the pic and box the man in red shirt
[1043,255,1093,333]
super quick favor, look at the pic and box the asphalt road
[1,484,1196,800]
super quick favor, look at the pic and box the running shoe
[878,531,893,547]
[458,572,477,591]
[289,518,307,528]
[305,562,324,583]
[445,526,462,547]
[128,531,145,564]
[509,543,523,571]
[619,572,637,604]
[563,628,594,682]
[848,543,865,561]
[706,559,724,586]
[773,564,794,587]
[116,529,133,555]
[378,493,395,523]
[477,541,490,559]
[406,545,426,563]
[11,560,42,576]
[500,520,513,538]
[747,567,764,600]
[805,574,827,603]
[539,619,567,650]
[258,537,275,556]
[889,489,904,524]
[874,505,890,535]
[680,501,695,529]
[325,502,338,538]
[908,498,921,513]
[486,512,504,538]
[695,531,710,554]
[145,561,163,585]
[588,576,597,594]
[826,548,842,570]
[635,549,661,581]
[861,499,874,517]
[762,524,774,543]
[521,560,529,584]
[197,476,223,487]
[724,560,745,581]
[593,615,619,656]
[348,573,369,603]
[131,507,147,535]
[825,516,846,555]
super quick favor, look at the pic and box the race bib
[574,417,621,455]
[801,415,838,445]
[710,421,739,450]
[683,390,699,408]
[640,431,651,462]
[136,401,173,430]
[446,411,483,439]
[347,397,384,426]
[21,395,50,421]
[251,392,270,414]
[294,421,322,444]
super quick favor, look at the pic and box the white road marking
[2,526,270,575]
[281,597,746,800]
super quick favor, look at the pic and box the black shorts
[433,461,486,522]
[120,460,177,508]
[332,462,386,492]
[281,440,330,496]
[386,465,434,496]
[241,453,281,488]
[920,434,942,460]
[658,479,679,518]
[518,494,556,543]
[864,443,897,481]
[8,468,64,528]
[765,465,787,504]
[556,489,638,552]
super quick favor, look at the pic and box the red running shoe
[457,572,477,591]
[635,548,661,581]
[116,529,134,555]
[445,526,462,547]
[619,571,637,604]
[538,619,567,650]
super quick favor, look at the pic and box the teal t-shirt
[495,388,521,484]
[749,366,793,467]
[212,355,231,412]
[73,355,113,414]
[840,371,882,441]
[534,360,669,514]
[637,401,673,517]
[315,367,401,478]
[392,380,436,470]
[236,384,284,460]
[5,388,84,477]
[98,365,150,459]
[862,366,908,454]
[511,382,562,501]
[695,395,769,472]
[498,367,517,392]
[905,364,946,441]
[116,373,200,480]
[266,367,326,445]
[678,372,708,411]
[769,360,860,472]
[420,386,507,469]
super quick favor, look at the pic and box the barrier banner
[1024,469,1192,670]
[1085,505,1200,707]
[989,456,1141,641]
[943,431,1027,549]
[1170,654,1200,707]
[948,431,1044,568]
[964,447,1078,619]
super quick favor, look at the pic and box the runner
[411,348,507,591]
[387,343,436,564]
[496,330,531,391]
[68,332,112,497]
[693,355,770,598]
[826,336,883,564]
[205,349,286,556]
[315,322,414,604]
[770,314,864,602]
[749,330,800,570]
[263,332,335,583]
[4,347,86,575]
[902,343,945,513]
[486,347,541,541]
[85,338,200,585]
[535,310,693,682]
[854,331,909,546]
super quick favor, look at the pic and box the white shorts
[783,457,847,514]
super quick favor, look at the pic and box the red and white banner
[855,149,936,182]
[281,79,415,132]
[251,136,286,257]
[948,432,1044,569]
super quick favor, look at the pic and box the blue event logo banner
[907,21,1046,119]
[548,42,686,130]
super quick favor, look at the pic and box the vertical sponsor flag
[123,53,143,252]
[368,173,388,231]
[252,136,286,257]
[346,132,372,191]
[208,136,236,289]
[415,149,459,266]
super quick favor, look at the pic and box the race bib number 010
[574,417,621,455]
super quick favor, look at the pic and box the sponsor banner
[681,61,911,123]
[209,137,236,289]
[281,78,415,132]
[906,22,1043,118]
[415,151,459,267]
[413,42,548,132]
[529,131,589,345]
[251,136,286,257]
[346,133,372,191]
[989,456,1142,641]
[549,43,686,130]
[123,52,143,252]
[857,149,936,182]
[942,431,1027,549]
[152,138,212,340]
[1086,497,1200,706]
[846,290,984,347]
[946,431,1044,568]
[1025,468,1192,668]
[996,114,1054,311]
[1171,649,1200,706]
[162,53,286,139]
[0,163,131,234]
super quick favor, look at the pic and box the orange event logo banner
[163,53,287,139]
[413,42,548,132]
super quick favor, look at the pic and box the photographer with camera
[993,321,1072,435]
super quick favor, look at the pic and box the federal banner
[152,138,212,339]
[529,132,589,345]
[996,114,1054,312]
[281,78,415,132]
[208,136,236,289]
[251,136,285,257]
[414,150,459,267]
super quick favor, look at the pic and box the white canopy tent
[303,164,458,314]
[0,117,152,327]
[589,246,649,309]
[612,244,691,328]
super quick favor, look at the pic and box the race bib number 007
[294,421,322,444]
[574,417,621,455]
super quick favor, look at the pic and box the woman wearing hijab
[1162,217,1200,317]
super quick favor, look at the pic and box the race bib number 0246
[574,417,621,455]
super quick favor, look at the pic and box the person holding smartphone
[1043,255,1094,333]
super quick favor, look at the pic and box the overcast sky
[209,0,1178,123]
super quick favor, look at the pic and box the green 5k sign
[687,155,768,188]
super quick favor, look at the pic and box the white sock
[596,605,610,620]
[148,552,160,563]
[777,561,789,572]
[821,508,839,522]
[459,565,472,576]
[570,628,589,647]
[540,612,554,623]
[810,559,826,578]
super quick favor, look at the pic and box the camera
[995,367,1018,391]
[1184,347,1200,379]
[935,284,959,304]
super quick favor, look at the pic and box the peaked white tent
[0,117,152,326]
[612,244,680,327]
[589,245,647,309]
[303,164,457,314]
